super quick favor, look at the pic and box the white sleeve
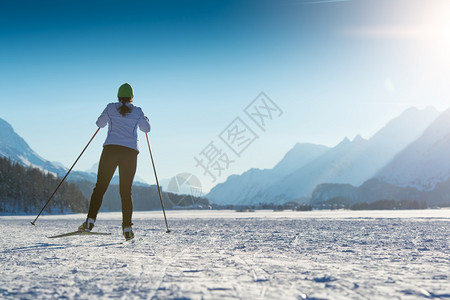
[96,105,109,128]
[138,109,151,133]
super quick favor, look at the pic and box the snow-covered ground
[1,209,449,299]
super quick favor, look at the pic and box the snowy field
[0,209,449,299]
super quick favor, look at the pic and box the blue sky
[1,0,450,192]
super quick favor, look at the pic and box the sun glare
[422,1,450,61]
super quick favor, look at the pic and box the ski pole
[145,132,171,233]
[31,127,101,225]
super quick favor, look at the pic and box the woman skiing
[78,83,150,240]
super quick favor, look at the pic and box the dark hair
[118,97,132,116]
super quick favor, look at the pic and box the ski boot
[78,218,95,232]
[123,227,134,241]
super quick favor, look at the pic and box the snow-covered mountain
[377,108,450,190]
[206,143,330,205]
[251,136,369,205]
[0,118,66,176]
[253,107,438,204]
[207,107,439,205]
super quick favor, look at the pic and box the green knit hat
[117,83,134,98]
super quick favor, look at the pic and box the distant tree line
[312,179,450,208]
[310,198,428,210]
[350,199,427,210]
[0,157,88,214]
[213,202,313,211]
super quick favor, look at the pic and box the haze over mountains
[377,108,450,190]
[207,107,450,206]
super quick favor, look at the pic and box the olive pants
[87,145,138,228]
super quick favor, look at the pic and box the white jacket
[96,102,151,152]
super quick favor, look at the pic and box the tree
[0,157,88,214]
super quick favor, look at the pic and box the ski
[120,238,138,244]
[120,240,135,244]
[47,231,112,239]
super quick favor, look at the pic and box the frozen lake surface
[0,209,449,299]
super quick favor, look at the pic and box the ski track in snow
[0,210,449,299]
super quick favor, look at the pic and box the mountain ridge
[207,106,440,205]
[377,107,450,190]
[207,143,330,205]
